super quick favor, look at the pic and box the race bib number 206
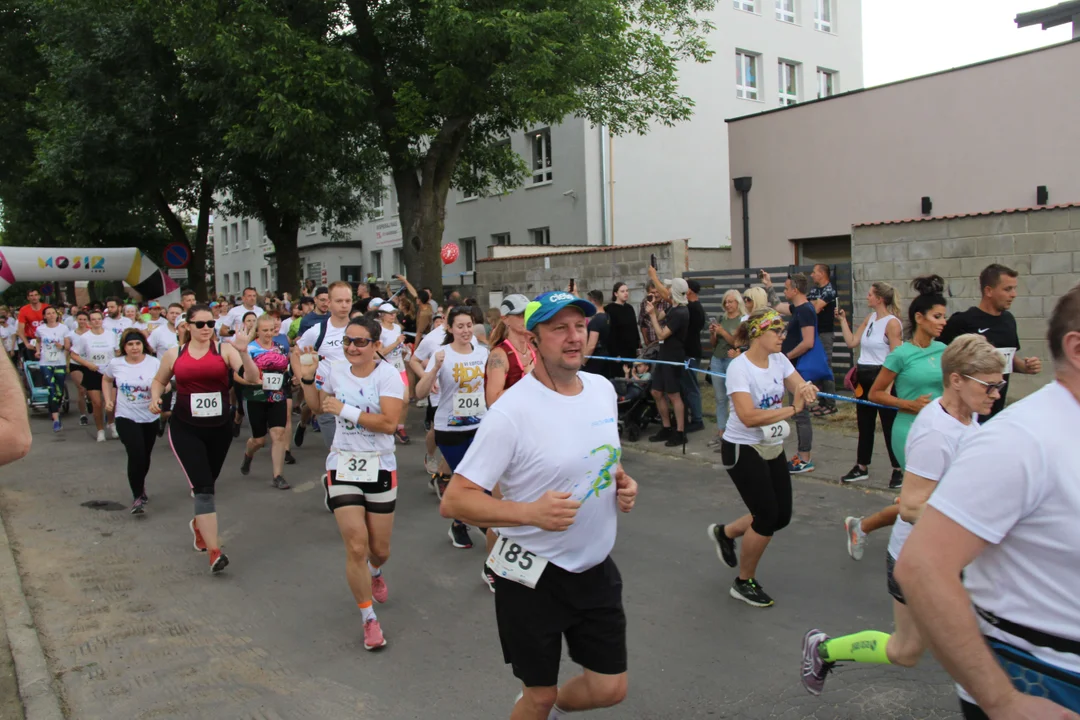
[190,392,222,418]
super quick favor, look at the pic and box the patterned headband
[748,310,785,339]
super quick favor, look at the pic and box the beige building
[725,38,1080,268]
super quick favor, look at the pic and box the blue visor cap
[524,291,596,331]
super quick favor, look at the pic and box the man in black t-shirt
[807,264,838,414]
[940,263,1042,420]
[781,274,818,474]
[645,278,690,447]
[681,280,706,433]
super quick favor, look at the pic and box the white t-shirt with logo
[300,317,349,390]
[75,331,118,370]
[102,316,133,343]
[426,343,488,432]
[928,382,1080,694]
[456,372,621,573]
[722,353,795,445]
[35,324,71,366]
[102,356,160,423]
[380,324,406,370]
[887,398,978,560]
[143,317,166,335]
[322,361,405,473]
[148,325,179,357]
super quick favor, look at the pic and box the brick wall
[852,205,1080,402]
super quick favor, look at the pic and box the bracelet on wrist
[301,377,315,385]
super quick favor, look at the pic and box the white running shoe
[108,423,119,439]
[845,516,867,561]
[96,430,106,443]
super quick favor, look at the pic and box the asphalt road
[0,414,963,719]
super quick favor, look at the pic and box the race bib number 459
[485,537,549,589]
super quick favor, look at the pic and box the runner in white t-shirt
[102,297,133,344]
[102,331,162,514]
[221,288,265,335]
[293,315,405,652]
[68,309,91,426]
[800,334,1005,696]
[706,308,818,608]
[297,282,354,451]
[34,307,72,432]
[896,286,1080,720]
[148,303,183,434]
[70,310,121,442]
[441,291,638,720]
[378,303,411,445]
[415,306,489,550]
[409,316,447,478]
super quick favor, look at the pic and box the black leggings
[167,419,232,496]
[115,417,158,499]
[856,365,899,468]
[721,441,792,537]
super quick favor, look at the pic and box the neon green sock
[818,630,892,664]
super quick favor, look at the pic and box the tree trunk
[267,216,302,296]
[188,178,215,300]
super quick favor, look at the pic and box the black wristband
[301,377,315,385]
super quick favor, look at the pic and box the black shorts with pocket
[494,555,627,688]
[246,400,287,439]
[81,369,103,392]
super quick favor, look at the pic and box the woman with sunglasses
[706,309,817,608]
[102,329,162,513]
[292,316,405,651]
[71,310,120,442]
[800,334,1005,696]
[149,305,258,574]
[415,305,489,550]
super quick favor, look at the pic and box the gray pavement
[0,411,963,719]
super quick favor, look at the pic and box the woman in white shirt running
[377,303,411,445]
[799,334,1005,696]
[103,329,163,514]
[293,315,405,652]
[415,306,489,551]
[68,310,91,427]
[706,308,817,609]
[34,306,72,433]
[70,310,121,441]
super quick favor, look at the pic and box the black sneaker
[284,451,296,465]
[79,414,89,427]
[293,423,306,447]
[240,454,252,475]
[482,565,496,594]
[685,421,706,433]
[840,465,869,483]
[707,524,738,568]
[889,468,904,489]
[435,474,450,500]
[272,475,290,490]
[730,577,774,608]
[664,431,687,447]
[649,427,673,443]
[448,523,473,549]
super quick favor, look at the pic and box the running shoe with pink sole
[364,618,387,650]
[371,574,388,604]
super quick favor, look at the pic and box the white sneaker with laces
[96,430,106,443]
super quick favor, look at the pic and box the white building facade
[213,0,863,294]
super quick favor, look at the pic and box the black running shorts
[324,468,397,514]
[494,555,627,688]
[246,400,287,439]
[81,369,103,392]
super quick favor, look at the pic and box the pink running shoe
[371,574,388,604]
[363,618,387,651]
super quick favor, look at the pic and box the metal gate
[683,263,855,384]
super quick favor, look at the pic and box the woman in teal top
[868,276,948,469]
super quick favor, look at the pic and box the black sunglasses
[962,375,1007,396]
[191,320,216,329]
[342,336,374,348]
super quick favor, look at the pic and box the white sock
[358,603,376,622]
[548,705,570,719]
[368,562,382,578]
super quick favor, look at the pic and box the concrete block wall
[851,206,1080,402]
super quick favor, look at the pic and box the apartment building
[213,0,863,292]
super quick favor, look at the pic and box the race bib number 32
[337,450,379,484]
[485,537,549,589]
[190,392,222,418]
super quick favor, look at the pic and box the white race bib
[486,536,549,589]
[262,372,284,391]
[762,420,790,445]
[337,450,379,484]
[996,347,1017,376]
[190,392,223,418]
[391,355,406,372]
[42,345,64,364]
[454,389,486,418]
[91,352,110,366]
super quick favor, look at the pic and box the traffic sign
[40,284,53,296]
[163,243,191,269]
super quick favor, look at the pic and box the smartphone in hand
[650,253,658,270]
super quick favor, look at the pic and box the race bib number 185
[485,537,548,589]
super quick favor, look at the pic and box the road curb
[0,508,65,720]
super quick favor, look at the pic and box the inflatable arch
[0,247,180,302]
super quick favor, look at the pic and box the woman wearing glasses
[149,305,259,574]
[800,334,1005,696]
[293,315,405,651]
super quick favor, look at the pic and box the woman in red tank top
[150,304,259,574]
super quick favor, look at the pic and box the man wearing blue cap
[442,290,639,720]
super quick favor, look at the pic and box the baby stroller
[612,347,661,442]
[23,361,69,415]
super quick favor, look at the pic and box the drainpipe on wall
[733,176,753,269]
[599,125,611,246]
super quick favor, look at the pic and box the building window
[530,227,551,246]
[373,188,385,220]
[220,226,229,254]
[392,248,404,276]
[778,61,798,105]
[736,51,759,100]
[462,238,476,272]
[242,220,250,249]
[814,0,832,32]
[775,0,795,23]
[243,270,251,290]
[817,68,836,98]
[371,250,383,279]
[492,232,511,246]
[222,274,230,293]
[259,221,269,247]
[461,188,479,202]
[232,272,240,293]
[341,265,362,284]
[231,223,239,252]
[260,267,268,291]
[531,129,553,184]
[733,0,755,10]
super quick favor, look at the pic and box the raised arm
[415,351,443,399]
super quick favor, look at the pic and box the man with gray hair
[644,277,689,447]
